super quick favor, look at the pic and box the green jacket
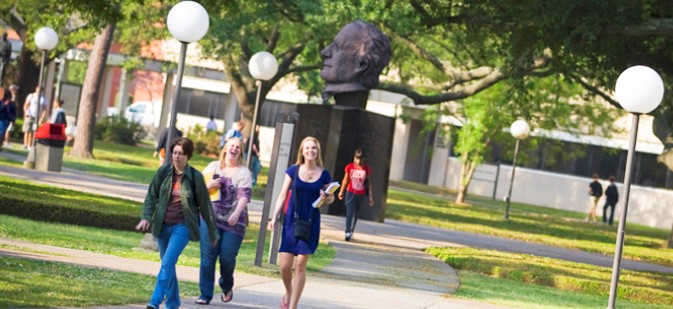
[141,164,218,242]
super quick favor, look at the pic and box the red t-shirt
[345,163,370,195]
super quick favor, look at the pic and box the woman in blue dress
[269,136,334,309]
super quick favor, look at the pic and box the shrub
[0,177,139,232]
[186,124,221,157]
[94,115,146,145]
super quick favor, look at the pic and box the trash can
[35,123,67,172]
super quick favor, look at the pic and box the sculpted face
[320,22,365,85]
[320,20,392,97]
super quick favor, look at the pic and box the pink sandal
[280,296,289,309]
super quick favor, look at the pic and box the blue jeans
[0,120,9,142]
[251,155,261,186]
[345,191,366,233]
[150,223,190,309]
[199,220,243,301]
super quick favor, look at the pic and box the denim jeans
[150,223,190,309]
[603,201,616,225]
[345,191,366,233]
[199,220,244,301]
[252,155,262,186]
[0,120,9,141]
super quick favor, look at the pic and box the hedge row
[0,195,138,232]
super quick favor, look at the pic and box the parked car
[124,101,161,127]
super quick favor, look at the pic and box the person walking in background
[206,114,217,132]
[22,85,47,149]
[0,89,16,151]
[603,176,619,226]
[220,121,244,148]
[196,138,252,305]
[268,136,335,309]
[246,124,262,186]
[50,99,67,128]
[3,84,18,146]
[136,137,219,309]
[337,148,374,241]
[154,126,183,165]
[587,173,603,223]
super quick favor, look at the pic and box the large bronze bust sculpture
[320,20,392,99]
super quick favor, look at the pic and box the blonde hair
[220,138,245,167]
[295,136,323,167]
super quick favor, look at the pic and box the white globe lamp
[615,65,664,114]
[249,52,279,81]
[34,27,59,51]
[167,1,209,43]
[510,120,531,139]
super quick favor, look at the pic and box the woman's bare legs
[289,254,309,309]
[278,252,311,309]
[278,252,294,308]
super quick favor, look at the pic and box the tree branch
[377,67,507,105]
[266,26,279,52]
[567,73,621,109]
[286,64,320,74]
[602,18,673,37]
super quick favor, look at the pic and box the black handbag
[294,217,312,242]
[292,166,312,242]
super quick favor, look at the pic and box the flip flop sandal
[195,297,210,305]
[280,296,289,309]
[221,290,233,303]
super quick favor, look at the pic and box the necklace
[305,167,319,181]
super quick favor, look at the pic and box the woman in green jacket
[136,137,218,309]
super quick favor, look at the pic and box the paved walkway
[1,148,672,308]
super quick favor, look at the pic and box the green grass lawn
[386,188,673,268]
[0,256,196,308]
[429,247,673,308]
[455,271,670,309]
[0,168,331,278]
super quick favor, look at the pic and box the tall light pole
[607,65,664,309]
[248,51,279,267]
[24,27,58,169]
[246,51,278,168]
[164,0,209,161]
[503,119,530,219]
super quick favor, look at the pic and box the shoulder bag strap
[292,165,310,222]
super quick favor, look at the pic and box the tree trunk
[70,23,116,158]
[455,152,480,204]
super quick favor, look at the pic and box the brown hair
[219,137,245,167]
[295,136,323,167]
[170,137,194,159]
[354,148,364,163]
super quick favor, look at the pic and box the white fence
[442,157,673,230]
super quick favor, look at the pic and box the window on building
[177,88,229,119]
